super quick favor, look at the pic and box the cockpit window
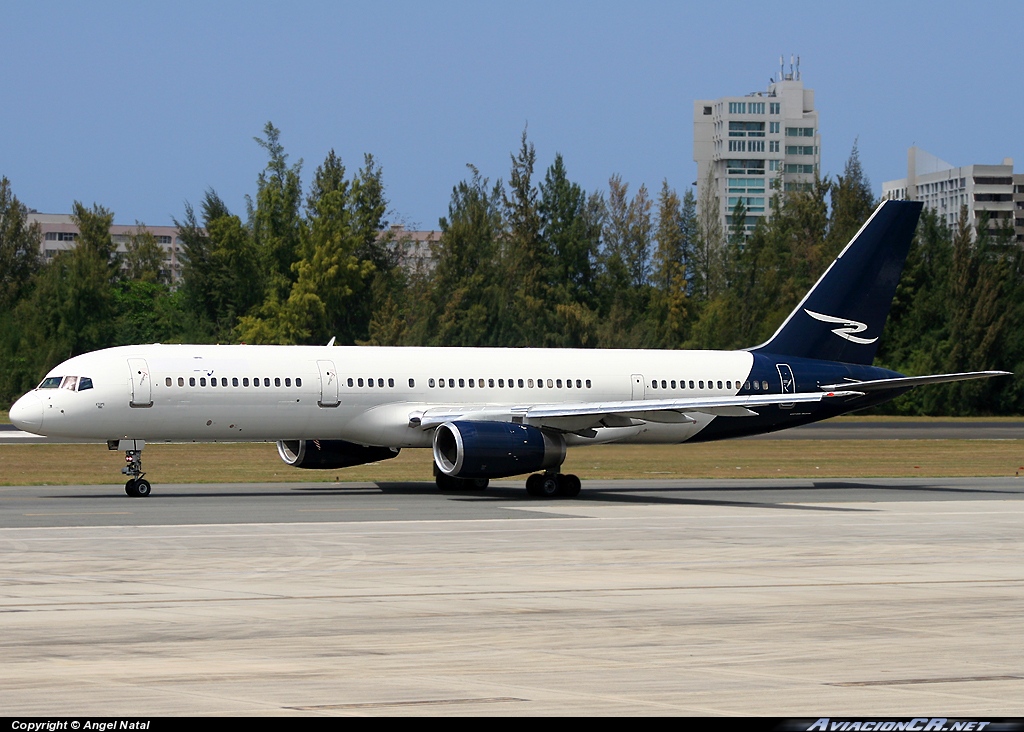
[62,376,78,391]
[38,376,63,389]
[78,377,94,391]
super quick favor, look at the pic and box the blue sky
[3,1,1020,228]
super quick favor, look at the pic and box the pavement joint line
[2,576,1023,610]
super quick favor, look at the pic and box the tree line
[1,123,1020,414]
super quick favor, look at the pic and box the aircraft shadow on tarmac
[42,478,1019,508]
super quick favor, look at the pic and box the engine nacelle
[432,421,566,479]
[277,439,400,469]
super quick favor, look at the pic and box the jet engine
[277,439,400,469]
[432,421,566,479]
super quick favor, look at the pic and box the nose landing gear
[112,440,151,498]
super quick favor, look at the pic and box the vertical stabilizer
[751,200,922,365]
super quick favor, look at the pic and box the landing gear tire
[526,473,582,498]
[125,478,151,498]
[436,474,489,492]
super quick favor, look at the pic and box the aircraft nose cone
[9,393,43,433]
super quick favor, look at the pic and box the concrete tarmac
[1,478,1023,716]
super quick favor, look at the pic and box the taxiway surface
[1,477,1023,716]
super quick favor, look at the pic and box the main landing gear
[433,464,489,491]
[526,472,582,498]
[435,474,490,491]
[118,444,151,498]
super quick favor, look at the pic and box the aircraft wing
[818,371,1010,393]
[413,389,863,433]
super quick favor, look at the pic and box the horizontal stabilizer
[819,371,1011,392]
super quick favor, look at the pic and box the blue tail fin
[751,200,923,365]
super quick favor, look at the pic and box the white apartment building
[27,213,184,282]
[694,59,820,235]
[882,147,1017,241]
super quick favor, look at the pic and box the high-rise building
[882,147,1017,241]
[693,58,820,235]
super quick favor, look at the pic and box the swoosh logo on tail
[804,309,878,344]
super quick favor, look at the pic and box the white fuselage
[12,344,757,447]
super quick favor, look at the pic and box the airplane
[7,200,1008,498]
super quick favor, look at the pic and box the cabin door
[776,363,795,410]
[128,358,153,408]
[631,374,645,400]
[317,360,340,407]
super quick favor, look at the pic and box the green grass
[1,440,1023,485]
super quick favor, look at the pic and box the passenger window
[661,380,667,389]
[429,378,435,388]
[79,377,94,391]
[671,380,676,389]
[358,378,365,387]
[285,378,291,387]
[518,379,524,388]
[468,379,475,388]
[556,379,562,388]
[438,379,444,388]
[717,381,722,389]
[651,380,657,389]
[243,378,249,387]
[762,381,769,390]
[408,378,414,388]
[458,378,465,388]
[726,381,731,389]
[165,377,172,387]
[200,378,207,387]
[448,378,454,388]
[498,379,504,388]
[576,379,582,388]
[264,378,270,387]
[489,379,494,387]
[586,379,592,388]
[689,380,694,389]
[753,381,760,390]
[233,378,239,387]
[178,377,184,387]
[189,377,196,387]
[546,379,553,388]
[211,378,217,387]
[221,378,227,387]
[528,379,534,388]
[347,378,353,387]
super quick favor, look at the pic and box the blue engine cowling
[432,421,566,479]
[277,439,400,469]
